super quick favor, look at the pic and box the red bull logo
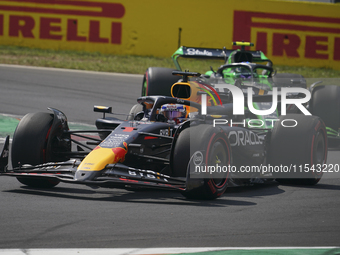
[78,142,128,171]
[112,142,128,163]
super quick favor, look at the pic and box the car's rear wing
[171,46,231,70]
[171,45,271,71]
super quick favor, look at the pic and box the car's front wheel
[172,125,231,199]
[11,112,60,188]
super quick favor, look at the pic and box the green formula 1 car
[141,42,340,147]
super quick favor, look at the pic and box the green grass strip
[1,45,340,78]
[0,115,20,137]
[175,248,340,255]
[0,114,95,138]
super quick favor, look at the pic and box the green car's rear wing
[172,42,272,71]
[171,46,232,70]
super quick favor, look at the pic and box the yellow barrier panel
[0,0,339,69]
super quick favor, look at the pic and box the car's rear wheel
[172,125,231,199]
[142,67,179,97]
[267,114,327,185]
[11,112,60,188]
[310,85,340,132]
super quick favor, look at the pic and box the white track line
[0,247,339,255]
[0,63,143,78]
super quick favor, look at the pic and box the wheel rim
[207,138,230,188]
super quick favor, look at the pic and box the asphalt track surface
[0,65,340,249]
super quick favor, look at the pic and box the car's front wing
[0,159,186,191]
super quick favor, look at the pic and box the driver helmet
[160,104,187,123]
[236,62,251,78]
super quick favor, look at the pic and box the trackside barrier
[0,0,339,70]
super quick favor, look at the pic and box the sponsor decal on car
[192,151,204,166]
[186,48,214,56]
[227,130,263,147]
[160,128,173,137]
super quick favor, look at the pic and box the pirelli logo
[0,0,125,44]
[233,10,340,61]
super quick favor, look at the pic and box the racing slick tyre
[11,112,60,188]
[172,125,231,200]
[267,114,327,185]
[126,103,143,121]
[142,67,179,97]
[272,73,307,89]
[310,85,340,133]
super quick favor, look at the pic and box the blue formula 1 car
[0,71,329,200]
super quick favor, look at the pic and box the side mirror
[94,105,112,118]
